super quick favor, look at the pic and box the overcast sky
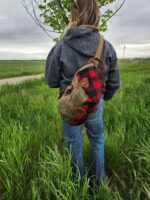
[0,0,150,60]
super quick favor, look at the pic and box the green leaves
[23,0,126,40]
[37,0,117,40]
[38,4,46,10]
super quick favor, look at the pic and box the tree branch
[22,0,126,40]
[21,0,62,40]
[54,0,69,24]
[104,0,126,23]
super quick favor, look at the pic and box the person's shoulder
[52,39,64,57]
[104,38,115,51]
[103,38,117,58]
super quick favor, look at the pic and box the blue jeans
[62,97,106,181]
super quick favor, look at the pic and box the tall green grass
[0,60,150,199]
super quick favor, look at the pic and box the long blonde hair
[63,0,100,35]
[71,0,100,27]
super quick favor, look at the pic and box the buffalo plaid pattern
[70,64,104,125]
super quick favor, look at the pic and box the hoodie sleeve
[45,44,62,88]
[103,42,120,100]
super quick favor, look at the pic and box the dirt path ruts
[0,74,44,87]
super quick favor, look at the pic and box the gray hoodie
[45,26,120,100]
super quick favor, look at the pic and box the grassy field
[0,60,45,79]
[0,60,150,200]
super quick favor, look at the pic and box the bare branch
[33,0,59,30]
[21,0,126,39]
[104,0,126,23]
[21,0,62,39]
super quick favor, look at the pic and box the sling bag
[58,34,105,125]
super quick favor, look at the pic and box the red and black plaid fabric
[70,64,104,125]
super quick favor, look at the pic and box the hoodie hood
[63,26,100,57]
[45,25,120,99]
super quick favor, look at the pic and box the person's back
[46,26,120,100]
[45,0,120,185]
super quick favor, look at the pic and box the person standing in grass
[45,0,120,184]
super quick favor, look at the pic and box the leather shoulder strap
[94,35,105,67]
[72,35,105,76]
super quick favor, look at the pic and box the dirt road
[0,74,44,87]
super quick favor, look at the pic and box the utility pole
[123,45,126,59]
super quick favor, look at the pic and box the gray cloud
[0,0,150,59]
[0,0,52,43]
[104,0,150,44]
